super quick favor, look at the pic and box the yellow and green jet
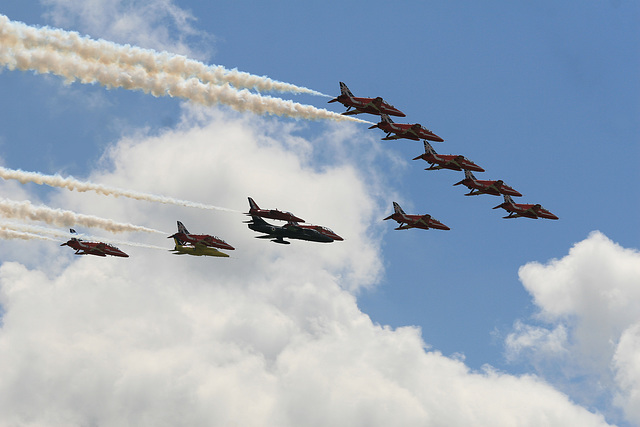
[170,238,230,257]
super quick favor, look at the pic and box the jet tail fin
[248,197,259,211]
[339,82,354,98]
[176,221,190,235]
[393,201,406,216]
[384,201,406,220]
[493,194,513,209]
[423,140,436,155]
[249,215,268,226]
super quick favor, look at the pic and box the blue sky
[0,1,638,426]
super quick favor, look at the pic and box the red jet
[368,114,444,142]
[383,202,450,231]
[168,221,235,250]
[493,195,559,220]
[453,170,522,197]
[328,82,406,117]
[246,197,305,223]
[413,141,485,172]
[60,229,129,257]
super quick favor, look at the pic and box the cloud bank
[0,108,612,426]
[507,231,640,425]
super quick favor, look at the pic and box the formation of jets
[55,197,343,259]
[50,81,558,260]
[328,82,558,230]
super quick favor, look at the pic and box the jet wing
[415,214,433,229]
[341,108,366,116]
[91,244,110,256]
[84,249,107,256]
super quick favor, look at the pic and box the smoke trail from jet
[0,198,165,234]
[0,166,240,213]
[0,15,326,96]
[0,221,168,250]
[0,43,366,123]
[0,226,57,242]
[0,16,368,122]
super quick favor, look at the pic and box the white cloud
[41,0,213,58]
[507,231,640,425]
[0,108,613,426]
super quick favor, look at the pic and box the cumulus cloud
[506,231,640,425]
[41,0,212,58]
[0,108,613,426]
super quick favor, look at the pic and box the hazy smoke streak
[0,226,57,242]
[0,16,368,123]
[0,198,165,234]
[0,14,326,96]
[0,166,239,212]
[0,221,168,250]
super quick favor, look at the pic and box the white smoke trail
[0,14,327,96]
[0,221,168,251]
[0,226,57,242]
[0,198,165,234]
[0,166,240,212]
[0,42,368,123]
[0,16,366,122]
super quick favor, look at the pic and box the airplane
[328,82,406,117]
[492,195,559,220]
[368,114,444,142]
[246,215,343,244]
[293,224,344,241]
[413,141,485,172]
[168,221,234,251]
[383,202,450,231]
[453,170,523,197]
[60,229,129,257]
[170,237,229,257]
[246,197,305,223]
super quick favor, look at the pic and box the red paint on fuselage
[61,239,129,257]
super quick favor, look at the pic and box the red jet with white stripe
[413,141,484,172]
[60,229,129,257]
[328,82,405,117]
[168,221,235,251]
[453,170,522,197]
[493,195,559,220]
[369,114,443,142]
[383,202,450,231]
[246,197,305,223]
